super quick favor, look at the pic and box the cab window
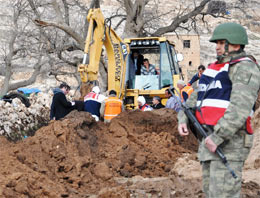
[160,42,173,88]
[169,44,180,75]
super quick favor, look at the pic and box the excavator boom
[79,8,183,109]
[78,8,129,98]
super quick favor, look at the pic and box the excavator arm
[78,8,129,99]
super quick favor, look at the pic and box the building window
[183,40,191,48]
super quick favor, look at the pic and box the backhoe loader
[78,8,183,109]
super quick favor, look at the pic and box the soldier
[178,22,260,198]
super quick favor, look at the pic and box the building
[165,34,200,83]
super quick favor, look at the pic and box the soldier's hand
[205,137,217,152]
[178,123,189,136]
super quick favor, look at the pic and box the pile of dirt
[0,108,260,197]
[0,109,198,197]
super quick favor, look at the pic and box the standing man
[178,22,260,198]
[50,82,74,120]
[177,80,194,103]
[165,88,181,112]
[187,65,206,86]
[100,90,124,123]
[131,50,144,75]
[129,50,144,88]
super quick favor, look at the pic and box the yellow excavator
[78,8,183,109]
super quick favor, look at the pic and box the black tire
[2,92,31,107]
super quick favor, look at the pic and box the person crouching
[84,86,106,121]
[100,90,124,123]
[137,96,152,111]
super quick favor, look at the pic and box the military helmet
[209,22,248,45]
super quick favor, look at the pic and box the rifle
[169,87,237,179]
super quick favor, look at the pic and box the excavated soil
[0,108,260,197]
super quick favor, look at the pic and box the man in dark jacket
[187,65,206,86]
[131,50,144,75]
[50,83,74,120]
[151,96,165,109]
[128,50,144,88]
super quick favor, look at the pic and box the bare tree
[0,0,48,97]
[122,0,147,37]
[27,0,109,91]
[119,0,234,37]
[0,0,252,96]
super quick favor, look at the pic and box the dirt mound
[1,108,260,197]
[0,109,198,197]
[242,181,260,198]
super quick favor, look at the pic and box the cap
[137,96,146,106]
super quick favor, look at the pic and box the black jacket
[131,54,144,75]
[50,89,73,120]
[151,102,165,109]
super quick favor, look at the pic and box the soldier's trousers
[201,160,244,198]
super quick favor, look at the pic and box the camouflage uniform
[178,34,260,197]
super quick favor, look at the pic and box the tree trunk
[122,0,145,38]
[0,68,12,97]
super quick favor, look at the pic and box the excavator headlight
[130,41,137,46]
[151,40,156,45]
[137,41,142,45]
[156,41,160,45]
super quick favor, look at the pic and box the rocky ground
[0,107,259,198]
[0,92,51,141]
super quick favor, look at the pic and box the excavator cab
[124,37,183,109]
[78,8,183,109]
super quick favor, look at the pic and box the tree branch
[62,0,70,26]
[1,4,20,97]
[152,0,211,36]
[34,19,85,50]
[57,50,78,67]
[51,0,64,23]
[90,0,100,9]
[124,0,134,16]
[7,57,47,91]
[114,17,126,30]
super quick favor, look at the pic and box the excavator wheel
[2,92,31,107]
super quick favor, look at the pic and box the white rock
[0,93,51,138]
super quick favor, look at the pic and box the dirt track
[0,109,259,197]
